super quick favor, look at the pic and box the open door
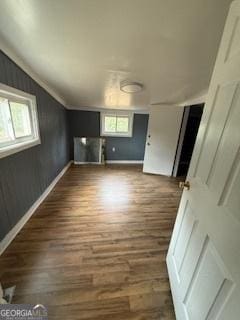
[167,1,240,319]
[143,105,184,176]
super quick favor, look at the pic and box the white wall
[143,105,184,176]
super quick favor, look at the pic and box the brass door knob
[179,181,190,190]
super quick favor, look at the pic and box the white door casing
[167,1,240,320]
[0,283,7,304]
[143,105,184,176]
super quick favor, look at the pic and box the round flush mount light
[120,81,143,93]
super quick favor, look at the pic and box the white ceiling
[0,0,233,110]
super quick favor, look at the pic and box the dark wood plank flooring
[0,165,182,319]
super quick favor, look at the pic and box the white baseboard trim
[105,160,144,164]
[74,161,103,165]
[0,161,72,256]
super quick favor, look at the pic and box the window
[101,112,133,137]
[0,83,40,159]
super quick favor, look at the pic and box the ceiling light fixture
[120,81,143,93]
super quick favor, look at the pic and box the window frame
[100,111,133,137]
[0,83,41,159]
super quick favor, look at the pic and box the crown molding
[150,90,207,108]
[0,36,67,107]
[67,105,150,114]
[179,90,207,106]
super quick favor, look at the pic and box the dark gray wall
[68,110,148,161]
[0,51,70,241]
[105,114,148,160]
[68,110,100,158]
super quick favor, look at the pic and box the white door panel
[167,2,240,319]
[143,105,183,176]
[184,240,233,320]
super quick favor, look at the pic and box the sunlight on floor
[99,176,131,205]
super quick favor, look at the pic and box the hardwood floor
[0,165,182,319]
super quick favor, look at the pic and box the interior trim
[0,38,67,107]
[0,161,72,255]
[105,160,144,164]
[67,105,150,114]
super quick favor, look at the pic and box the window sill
[0,138,41,159]
[101,133,133,138]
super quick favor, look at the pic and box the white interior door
[167,2,240,319]
[143,105,184,176]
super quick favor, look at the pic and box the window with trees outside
[0,83,40,159]
[101,112,133,137]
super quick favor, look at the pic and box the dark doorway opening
[174,104,204,177]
